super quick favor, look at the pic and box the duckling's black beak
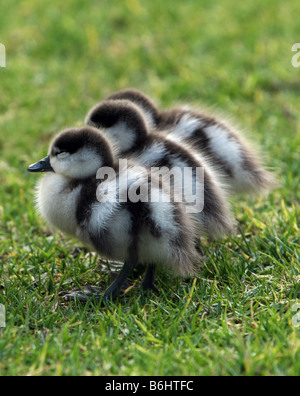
[27,156,54,173]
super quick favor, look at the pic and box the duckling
[85,99,236,239]
[104,89,276,195]
[28,126,200,301]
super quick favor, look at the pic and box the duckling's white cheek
[50,157,70,176]
[53,162,68,176]
[69,149,103,179]
[52,151,103,179]
[105,122,136,153]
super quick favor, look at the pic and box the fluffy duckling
[85,99,236,239]
[28,126,200,301]
[104,89,276,195]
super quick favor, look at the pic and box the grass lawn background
[0,0,299,375]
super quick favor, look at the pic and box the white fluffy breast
[36,174,82,236]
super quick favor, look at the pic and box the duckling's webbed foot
[60,285,102,303]
[60,257,137,303]
[141,264,159,293]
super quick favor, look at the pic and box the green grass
[0,0,300,376]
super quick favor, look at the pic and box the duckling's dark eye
[57,151,70,159]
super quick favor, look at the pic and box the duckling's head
[85,99,149,154]
[105,88,160,126]
[28,126,114,179]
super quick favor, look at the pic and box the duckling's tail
[161,109,277,196]
[191,115,278,196]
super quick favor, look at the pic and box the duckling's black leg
[141,264,159,293]
[103,256,138,301]
[61,256,137,303]
[61,258,137,303]
[195,237,204,255]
